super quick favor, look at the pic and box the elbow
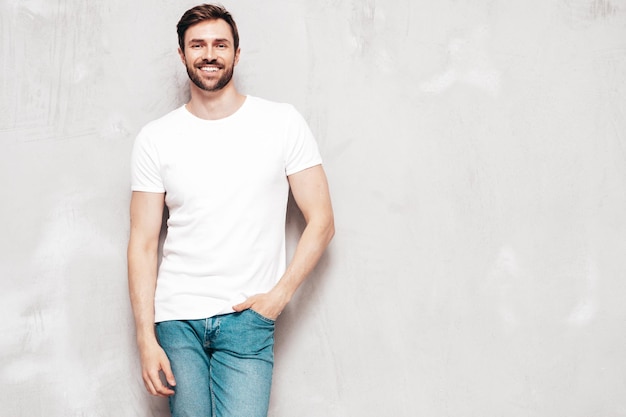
[127,233,160,260]
[304,208,335,246]
[307,214,334,246]
[324,215,335,245]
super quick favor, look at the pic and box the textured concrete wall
[1,0,626,416]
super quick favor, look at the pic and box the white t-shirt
[131,96,322,322]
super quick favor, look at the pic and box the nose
[202,46,215,61]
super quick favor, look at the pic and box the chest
[158,129,287,204]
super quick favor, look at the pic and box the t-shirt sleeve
[284,105,323,176]
[130,128,165,193]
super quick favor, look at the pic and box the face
[179,19,240,93]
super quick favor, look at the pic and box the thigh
[210,310,275,417]
[156,320,211,417]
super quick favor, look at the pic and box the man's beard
[186,59,235,92]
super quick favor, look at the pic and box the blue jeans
[155,310,275,417]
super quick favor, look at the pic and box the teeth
[201,67,219,72]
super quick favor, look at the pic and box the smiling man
[127,4,334,417]
[182,22,236,93]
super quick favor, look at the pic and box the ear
[234,48,241,66]
[178,47,185,64]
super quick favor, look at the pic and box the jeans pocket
[248,309,276,325]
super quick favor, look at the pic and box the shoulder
[134,107,188,152]
[246,96,300,119]
[139,106,187,137]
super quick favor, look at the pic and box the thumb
[233,298,251,312]
[161,358,176,387]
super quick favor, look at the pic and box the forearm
[127,191,164,345]
[127,242,159,345]
[272,216,335,303]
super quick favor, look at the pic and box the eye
[217,44,226,49]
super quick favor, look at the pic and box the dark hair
[177,4,239,52]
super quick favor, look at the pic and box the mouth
[196,59,223,73]
[199,65,221,73]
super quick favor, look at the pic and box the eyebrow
[187,38,232,45]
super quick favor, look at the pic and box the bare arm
[233,164,335,319]
[127,191,176,396]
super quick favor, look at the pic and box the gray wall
[2,0,626,416]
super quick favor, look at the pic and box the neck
[186,82,246,120]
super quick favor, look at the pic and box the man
[127,4,334,417]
